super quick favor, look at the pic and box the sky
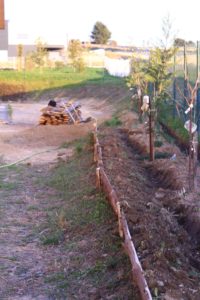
[4,0,200,47]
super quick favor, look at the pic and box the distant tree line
[174,38,195,47]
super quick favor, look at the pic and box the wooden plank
[99,167,118,215]
[121,211,152,300]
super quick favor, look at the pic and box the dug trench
[126,123,200,245]
[98,126,200,299]
[159,120,200,161]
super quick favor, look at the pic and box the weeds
[154,140,163,147]
[0,181,18,190]
[0,67,126,96]
[42,231,64,245]
[40,135,113,245]
[104,116,122,127]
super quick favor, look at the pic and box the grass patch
[104,116,122,127]
[158,101,189,142]
[27,205,39,211]
[0,181,18,190]
[42,231,64,246]
[74,139,85,154]
[67,260,108,285]
[154,140,163,147]
[0,67,126,96]
[40,135,113,245]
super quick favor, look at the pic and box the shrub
[104,117,122,127]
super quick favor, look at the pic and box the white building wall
[0,50,8,60]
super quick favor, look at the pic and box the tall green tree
[91,21,111,44]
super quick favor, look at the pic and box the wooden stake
[117,202,123,238]
[96,167,101,189]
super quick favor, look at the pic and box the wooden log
[99,168,118,215]
[121,211,152,300]
[39,120,46,125]
[38,110,73,125]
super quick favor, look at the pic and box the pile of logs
[39,99,82,125]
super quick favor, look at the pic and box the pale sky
[4,0,200,46]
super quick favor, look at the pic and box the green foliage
[0,67,125,95]
[127,15,177,109]
[145,46,177,102]
[91,21,111,44]
[104,116,122,127]
[75,142,83,154]
[127,47,176,107]
[42,231,63,245]
[73,57,85,72]
[154,140,163,147]
[28,38,48,69]
[68,39,86,72]
[68,39,82,60]
[168,117,189,141]
[0,181,17,190]
[127,57,147,94]
[158,101,189,142]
